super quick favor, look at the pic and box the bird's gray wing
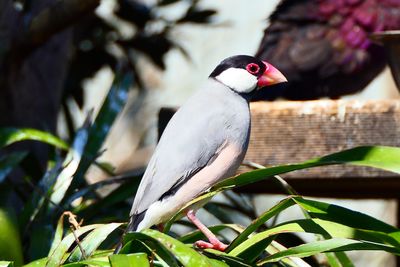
[130,83,229,216]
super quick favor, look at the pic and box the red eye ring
[246,63,260,74]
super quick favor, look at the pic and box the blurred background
[1,0,400,266]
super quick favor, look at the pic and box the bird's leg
[157,223,165,232]
[186,210,228,251]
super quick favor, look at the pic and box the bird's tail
[126,210,146,232]
[114,211,146,254]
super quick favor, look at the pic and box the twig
[64,211,87,259]
[64,211,83,229]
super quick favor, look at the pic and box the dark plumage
[255,0,400,100]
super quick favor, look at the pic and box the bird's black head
[209,55,287,96]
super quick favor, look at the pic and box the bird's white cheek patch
[216,68,258,94]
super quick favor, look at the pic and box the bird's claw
[194,240,228,251]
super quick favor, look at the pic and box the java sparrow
[126,55,287,251]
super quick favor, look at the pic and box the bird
[254,0,400,101]
[124,55,287,251]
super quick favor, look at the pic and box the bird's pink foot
[194,240,228,251]
[186,209,228,251]
[157,223,165,232]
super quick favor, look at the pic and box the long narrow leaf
[109,254,149,267]
[46,224,100,267]
[214,146,400,190]
[293,197,399,234]
[63,257,110,267]
[227,197,296,251]
[48,213,66,256]
[50,120,90,206]
[143,229,226,267]
[68,223,122,262]
[22,258,47,267]
[0,128,68,150]
[75,67,133,179]
[258,238,400,265]
[0,262,14,267]
[0,152,27,183]
[122,232,180,267]
[229,218,400,260]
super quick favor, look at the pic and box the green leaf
[164,188,227,232]
[46,224,99,266]
[48,213,67,257]
[121,232,180,267]
[227,197,296,251]
[0,261,14,267]
[203,250,252,267]
[214,146,400,190]
[226,196,400,265]
[143,229,223,267]
[75,69,133,179]
[50,121,90,206]
[0,128,68,150]
[229,217,400,266]
[22,258,46,267]
[109,253,149,267]
[267,241,313,267]
[0,152,27,183]
[0,208,23,266]
[68,223,122,262]
[293,197,399,234]
[258,238,400,265]
[326,252,354,267]
[63,257,110,267]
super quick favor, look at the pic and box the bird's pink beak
[257,61,287,88]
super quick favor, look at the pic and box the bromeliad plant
[1,70,400,266]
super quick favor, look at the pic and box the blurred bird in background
[254,0,400,100]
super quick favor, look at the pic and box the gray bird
[126,55,287,251]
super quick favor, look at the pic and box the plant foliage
[1,32,400,266]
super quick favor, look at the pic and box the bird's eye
[246,63,260,74]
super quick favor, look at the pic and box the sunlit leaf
[258,238,399,265]
[202,250,252,267]
[63,257,110,267]
[293,197,399,234]
[121,232,180,267]
[46,224,100,266]
[48,213,67,257]
[143,229,224,267]
[0,208,23,266]
[227,197,296,251]
[0,128,68,150]
[68,223,122,262]
[109,253,149,267]
[214,146,400,190]
[50,120,90,206]
[22,258,46,267]
[0,262,14,267]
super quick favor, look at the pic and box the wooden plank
[159,100,400,178]
[245,100,400,178]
